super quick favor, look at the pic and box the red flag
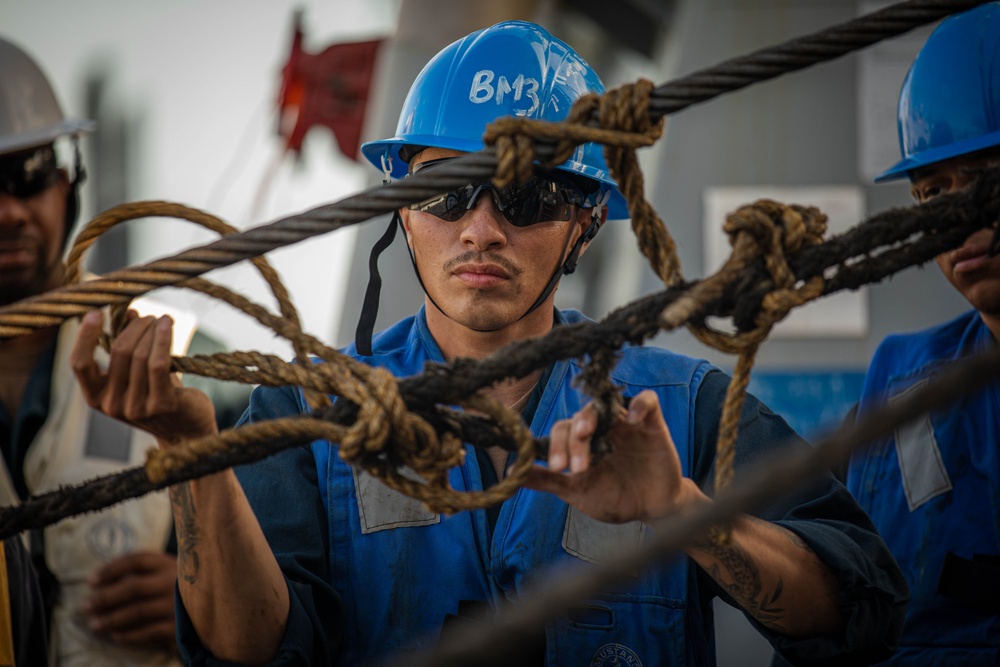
[278,13,382,160]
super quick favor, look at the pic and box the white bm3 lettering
[469,70,541,116]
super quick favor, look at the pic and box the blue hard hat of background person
[361,20,630,220]
[875,2,1000,183]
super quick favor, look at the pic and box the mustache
[0,230,37,245]
[443,251,523,276]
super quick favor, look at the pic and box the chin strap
[355,159,400,356]
[520,191,609,319]
[355,211,400,356]
[520,215,600,319]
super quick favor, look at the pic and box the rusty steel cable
[647,0,990,117]
[1,170,998,539]
[0,0,986,339]
[0,156,498,336]
[0,0,996,651]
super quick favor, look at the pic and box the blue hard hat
[876,3,1000,183]
[361,20,630,219]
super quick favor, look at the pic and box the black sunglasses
[0,146,61,200]
[408,158,593,227]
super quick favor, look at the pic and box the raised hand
[524,390,708,523]
[70,309,217,446]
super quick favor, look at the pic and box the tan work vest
[0,301,196,667]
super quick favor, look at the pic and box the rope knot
[724,199,827,331]
[482,79,663,188]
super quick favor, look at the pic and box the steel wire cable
[647,0,990,117]
[0,1,996,649]
[0,0,987,337]
[2,171,998,539]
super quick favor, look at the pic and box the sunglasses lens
[408,158,588,226]
[0,148,59,199]
[499,178,578,227]
[0,173,48,199]
[409,184,475,221]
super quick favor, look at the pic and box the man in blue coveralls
[846,4,1000,665]
[70,20,906,667]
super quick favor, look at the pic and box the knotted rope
[697,202,826,542]
[486,79,833,540]
[1,168,998,538]
[0,0,994,540]
[486,79,680,287]
[63,202,538,515]
[485,79,678,450]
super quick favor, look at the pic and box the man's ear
[399,207,413,247]
[576,205,607,257]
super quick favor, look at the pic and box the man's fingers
[547,420,571,471]
[124,319,157,419]
[88,593,174,634]
[86,571,175,614]
[146,316,177,413]
[70,310,107,402]
[568,411,594,473]
[105,316,156,416]
[625,390,661,427]
[524,466,576,499]
[106,619,177,648]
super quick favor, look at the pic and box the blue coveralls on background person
[850,311,1000,665]
[846,3,1000,665]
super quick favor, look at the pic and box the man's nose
[459,191,508,250]
[0,191,30,228]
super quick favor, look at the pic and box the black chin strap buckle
[563,218,600,276]
[563,195,607,275]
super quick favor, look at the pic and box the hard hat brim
[0,118,96,156]
[875,128,1000,183]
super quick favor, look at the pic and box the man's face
[910,152,1000,317]
[0,146,69,307]
[399,148,593,332]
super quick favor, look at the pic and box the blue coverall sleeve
[691,371,907,667]
[175,384,343,666]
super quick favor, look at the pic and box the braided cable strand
[0,0,994,599]
[60,202,541,515]
[1,0,978,339]
[646,0,992,118]
[0,174,998,539]
[0,156,499,337]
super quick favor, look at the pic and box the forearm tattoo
[696,533,787,632]
[169,482,200,585]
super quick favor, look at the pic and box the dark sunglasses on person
[408,158,596,227]
[0,146,60,200]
